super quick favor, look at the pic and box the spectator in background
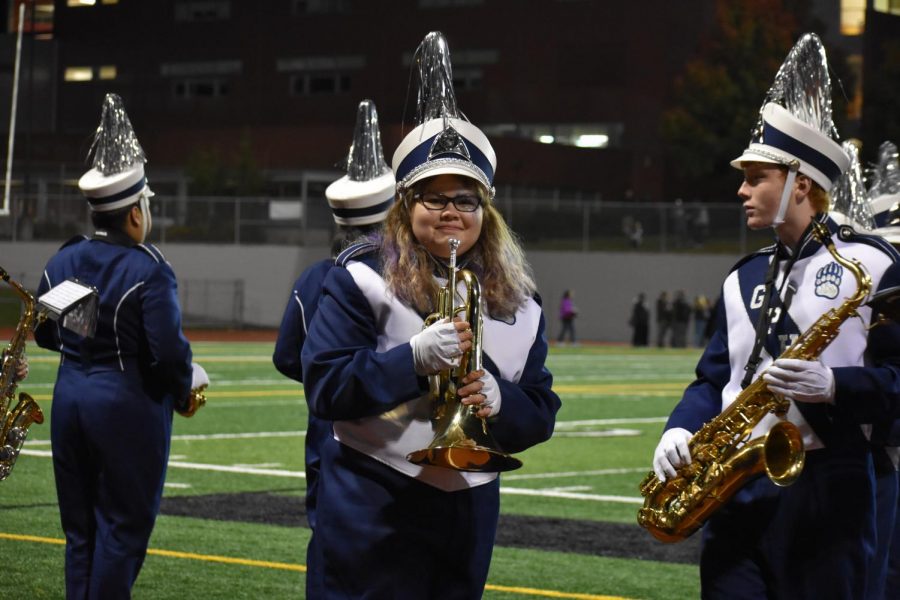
[558,289,578,345]
[673,198,688,249]
[693,205,710,247]
[630,220,644,249]
[692,294,712,347]
[629,292,650,347]
[671,290,691,348]
[655,291,672,348]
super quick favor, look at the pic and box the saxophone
[638,220,872,542]
[0,267,45,481]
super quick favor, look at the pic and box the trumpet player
[300,32,559,598]
[33,94,206,599]
[649,35,900,599]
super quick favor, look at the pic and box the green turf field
[1,342,704,599]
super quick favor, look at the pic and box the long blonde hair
[381,179,537,320]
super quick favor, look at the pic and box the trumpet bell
[407,403,522,472]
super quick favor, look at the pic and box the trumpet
[407,238,522,472]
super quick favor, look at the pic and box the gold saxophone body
[406,238,522,472]
[638,221,872,542]
[0,267,45,481]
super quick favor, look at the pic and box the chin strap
[773,160,801,227]
[139,193,152,240]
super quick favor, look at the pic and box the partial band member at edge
[34,93,208,598]
[648,34,900,599]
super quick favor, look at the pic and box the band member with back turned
[300,32,559,598]
[33,94,208,598]
[646,34,900,598]
[271,98,395,599]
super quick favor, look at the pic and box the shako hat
[731,33,850,226]
[867,141,900,232]
[78,93,153,212]
[830,140,874,230]
[325,99,395,226]
[392,31,496,192]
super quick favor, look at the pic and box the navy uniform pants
[868,447,898,600]
[700,446,877,599]
[310,438,500,599]
[51,362,173,599]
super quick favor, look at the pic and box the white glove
[409,318,463,376]
[763,358,835,404]
[653,427,693,482]
[191,362,210,389]
[477,370,502,417]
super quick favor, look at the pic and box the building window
[291,0,350,14]
[279,55,363,96]
[482,123,624,149]
[161,60,241,77]
[66,0,118,6]
[290,72,350,95]
[874,0,900,13]
[840,0,866,35]
[64,66,94,81]
[418,0,484,7]
[174,0,230,22]
[452,68,483,92]
[98,65,117,80]
[173,78,229,99]
[63,65,117,82]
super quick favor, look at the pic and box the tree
[662,0,801,201]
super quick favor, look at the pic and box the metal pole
[2,3,26,218]
[582,201,589,252]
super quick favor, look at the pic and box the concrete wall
[0,242,741,343]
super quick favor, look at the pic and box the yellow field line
[0,532,630,599]
[27,356,273,363]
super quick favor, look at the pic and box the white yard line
[500,487,643,504]
[17,450,647,504]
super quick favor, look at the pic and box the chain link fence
[0,191,773,255]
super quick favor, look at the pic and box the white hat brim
[325,170,395,226]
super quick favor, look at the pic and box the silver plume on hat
[413,31,464,126]
[832,141,874,229]
[751,33,839,143]
[86,93,146,176]
[344,99,390,182]
[867,141,900,198]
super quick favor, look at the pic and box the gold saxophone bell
[407,239,522,473]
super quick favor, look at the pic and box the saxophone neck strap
[739,222,813,389]
[741,252,780,389]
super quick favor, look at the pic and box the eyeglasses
[414,193,482,213]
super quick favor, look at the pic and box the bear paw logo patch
[815,261,843,299]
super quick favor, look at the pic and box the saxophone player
[650,34,900,598]
[300,32,559,598]
[33,94,207,598]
